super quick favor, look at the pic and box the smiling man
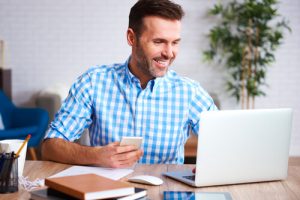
[42,0,218,168]
[128,15,181,88]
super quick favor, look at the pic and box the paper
[50,165,133,180]
[36,164,133,188]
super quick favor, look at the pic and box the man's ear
[127,28,136,46]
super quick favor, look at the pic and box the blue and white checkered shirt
[45,57,218,164]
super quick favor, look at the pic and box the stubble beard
[135,42,170,79]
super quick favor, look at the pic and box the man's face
[128,16,181,84]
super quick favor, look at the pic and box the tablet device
[120,136,143,148]
[163,191,232,200]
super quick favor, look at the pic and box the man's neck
[128,58,152,89]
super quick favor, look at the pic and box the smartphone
[120,136,143,148]
[163,191,232,200]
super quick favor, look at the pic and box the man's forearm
[41,138,100,165]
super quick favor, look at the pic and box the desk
[0,157,299,200]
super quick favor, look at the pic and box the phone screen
[163,191,232,200]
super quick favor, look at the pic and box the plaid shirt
[45,58,218,164]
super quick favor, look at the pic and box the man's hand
[42,138,143,168]
[95,142,143,168]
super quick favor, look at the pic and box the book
[30,187,77,200]
[30,187,147,200]
[44,173,135,200]
[116,188,147,200]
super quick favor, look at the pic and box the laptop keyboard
[183,175,195,181]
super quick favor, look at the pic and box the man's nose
[162,44,174,58]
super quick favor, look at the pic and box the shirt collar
[124,55,168,90]
[124,56,138,84]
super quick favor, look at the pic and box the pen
[5,152,15,191]
[0,153,5,174]
[15,134,31,158]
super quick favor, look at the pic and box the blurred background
[0,0,299,156]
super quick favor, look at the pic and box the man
[42,0,217,168]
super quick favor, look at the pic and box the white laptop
[163,108,293,187]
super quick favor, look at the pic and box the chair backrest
[0,90,15,128]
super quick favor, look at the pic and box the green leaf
[203,0,290,104]
[209,3,223,15]
[203,50,215,61]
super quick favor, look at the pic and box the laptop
[163,108,293,187]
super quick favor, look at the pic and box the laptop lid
[164,108,293,187]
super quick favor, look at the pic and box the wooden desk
[0,157,299,200]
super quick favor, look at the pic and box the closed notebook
[45,173,135,200]
[30,187,77,200]
[116,188,147,200]
[30,187,147,200]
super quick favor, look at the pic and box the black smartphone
[163,191,232,200]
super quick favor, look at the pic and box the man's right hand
[95,142,143,168]
[42,138,143,168]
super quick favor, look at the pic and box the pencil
[15,134,31,158]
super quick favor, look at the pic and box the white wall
[1,0,299,155]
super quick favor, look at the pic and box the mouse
[128,175,163,186]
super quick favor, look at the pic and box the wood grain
[0,157,299,200]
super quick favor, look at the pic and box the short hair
[129,0,184,37]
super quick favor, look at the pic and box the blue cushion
[0,113,4,130]
[0,90,49,148]
[0,126,38,147]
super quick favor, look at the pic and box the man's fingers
[108,156,136,168]
[108,141,120,147]
[115,145,138,154]
[109,149,143,168]
[117,156,140,168]
[98,143,143,168]
[114,149,143,162]
[105,143,136,155]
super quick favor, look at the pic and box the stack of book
[30,173,147,200]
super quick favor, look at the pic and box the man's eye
[173,41,180,45]
[153,40,163,44]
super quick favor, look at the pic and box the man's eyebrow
[152,38,181,42]
[153,38,166,41]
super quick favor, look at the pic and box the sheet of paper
[49,165,134,180]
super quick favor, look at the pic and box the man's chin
[153,70,169,78]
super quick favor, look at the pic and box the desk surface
[0,157,299,200]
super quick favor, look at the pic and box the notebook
[30,187,77,200]
[30,187,147,200]
[116,188,147,200]
[164,108,293,187]
[45,173,135,199]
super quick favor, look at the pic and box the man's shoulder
[84,63,125,77]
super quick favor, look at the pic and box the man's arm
[41,138,143,168]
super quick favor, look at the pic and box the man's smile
[153,58,170,68]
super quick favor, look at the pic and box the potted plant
[203,0,291,109]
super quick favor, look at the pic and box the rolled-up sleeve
[44,72,94,141]
[188,84,218,135]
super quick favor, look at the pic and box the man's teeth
[155,60,168,66]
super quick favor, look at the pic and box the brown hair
[129,0,184,37]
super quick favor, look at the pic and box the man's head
[127,0,185,87]
[129,0,184,38]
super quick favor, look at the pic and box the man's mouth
[154,58,169,67]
